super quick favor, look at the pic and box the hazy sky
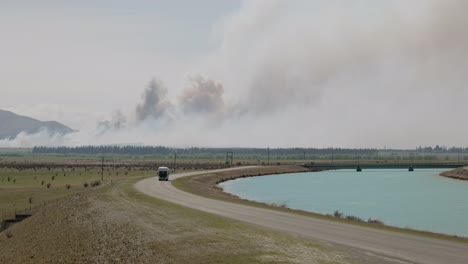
[1,0,467,148]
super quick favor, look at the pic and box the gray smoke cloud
[98,76,228,133]
[135,78,172,122]
[97,110,127,133]
[179,76,225,115]
[30,0,468,148]
[215,0,468,117]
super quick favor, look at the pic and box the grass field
[0,154,227,221]
[2,147,467,167]
[0,165,155,219]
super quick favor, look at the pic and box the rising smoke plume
[179,76,225,115]
[215,0,468,116]
[97,110,127,133]
[94,0,468,147]
[3,0,468,148]
[98,75,230,133]
[135,78,172,122]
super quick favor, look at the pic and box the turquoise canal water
[219,169,468,237]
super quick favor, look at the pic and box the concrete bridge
[303,162,467,171]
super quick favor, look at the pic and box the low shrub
[333,210,343,218]
[90,180,101,187]
[368,218,385,225]
[271,202,288,209]
[345,215,364,222]
[83,182,89,188]
[65,184,71,189]
[46,183,51,189]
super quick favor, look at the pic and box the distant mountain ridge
[0,109,75,140]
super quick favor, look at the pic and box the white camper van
[158,166,170,181]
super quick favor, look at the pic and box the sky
[1,0,467,148]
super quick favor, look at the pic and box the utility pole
[225,152,233,166]
[101,156,104,181]
[267,148,270,165]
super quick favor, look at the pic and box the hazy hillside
[0,109,75,140]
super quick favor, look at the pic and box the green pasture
[2,147,468,165]
[0,166,155,218]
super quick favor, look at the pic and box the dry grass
[0,165,155,219]
[440,166,468,180]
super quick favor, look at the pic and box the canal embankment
[219,168,468,237]
[173,166,468,243]
[441,166,468,180]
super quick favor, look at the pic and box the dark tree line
[32,145,468,156]
[32,146,380,156]
[33,146,174,155]
[416,145,468,153]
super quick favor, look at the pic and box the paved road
[135,168,468,264]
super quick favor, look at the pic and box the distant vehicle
[158,166,170,181]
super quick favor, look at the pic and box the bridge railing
[303,162,467,169]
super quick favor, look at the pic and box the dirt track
[136,167,468,264]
